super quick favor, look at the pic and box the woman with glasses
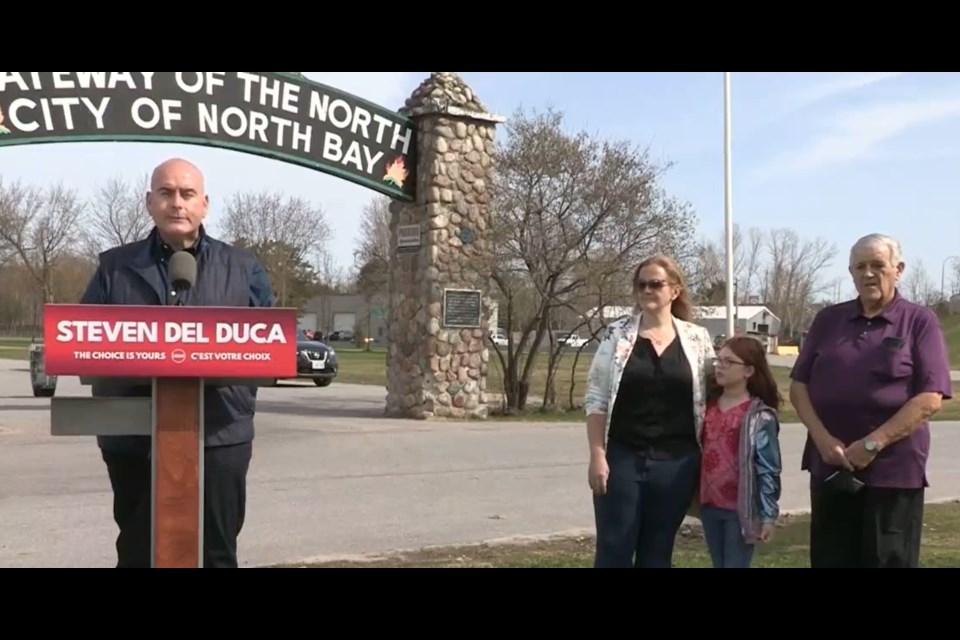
[584,255,716,568]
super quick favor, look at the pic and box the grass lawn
[275,500,960,568]
[0,338,30,361]
[943,314,960,370]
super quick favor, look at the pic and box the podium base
[152,377,204,569]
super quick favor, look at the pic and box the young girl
[699,336,783,568]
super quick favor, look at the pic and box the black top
[607,335,698,459]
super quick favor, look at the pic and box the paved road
[1,358,958,568]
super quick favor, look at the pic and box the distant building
[300,294,388,342]
[950,294,960,316]
[692,305,781,341]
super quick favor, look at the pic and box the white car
[557,333,589,348]
[490,329,509,347]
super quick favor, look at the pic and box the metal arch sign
[0,72,417,201]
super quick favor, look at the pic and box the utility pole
[723,72,735,339]
[733,279,739,334]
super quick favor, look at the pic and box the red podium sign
[42,304,298,378]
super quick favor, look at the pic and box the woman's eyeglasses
[635,279,668,292]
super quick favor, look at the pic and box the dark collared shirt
[145,227,273,308]
[790,292,953,488]
[150,227,206,305]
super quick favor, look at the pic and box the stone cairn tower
[384,72,505,420]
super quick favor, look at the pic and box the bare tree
[0,234,11,268]
[352,194,392,298]
[317,251,353,294]
[687,225,839,334]
[0,179,86,303]
[221,190,331,307]
[561,260,635,409]
[739,227,765,300]
[689,224,764,304]
[688,226,739,299]
[82,174,151,254]
[948,259,960,299]
[760,228,837,335]
[487,107,697,412]
[902,258,939,307]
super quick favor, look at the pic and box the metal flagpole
[723,72,735,338]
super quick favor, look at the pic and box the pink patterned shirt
[700,398,750,511]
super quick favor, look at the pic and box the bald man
[80,158,275,568]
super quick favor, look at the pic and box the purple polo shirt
[790,292,953,489]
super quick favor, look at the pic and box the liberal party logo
[0,106,10,135]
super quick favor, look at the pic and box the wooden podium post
[152,377,204,568]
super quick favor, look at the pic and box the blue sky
[4,71,959,299]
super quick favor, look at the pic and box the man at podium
[79,157,275,568]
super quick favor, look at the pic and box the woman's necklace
[642,327,672,346]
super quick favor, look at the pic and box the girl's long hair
[708,336,782,411]
[632,255,693,322]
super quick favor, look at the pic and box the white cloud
[751,95,960,181]
[784,72,905,112]
[739,72,907,138]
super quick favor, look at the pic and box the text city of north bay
[0,72,414,178]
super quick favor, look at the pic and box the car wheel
[314,379,332,387]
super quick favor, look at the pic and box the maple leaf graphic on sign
[0,106,10,135]
[383,157,408,189]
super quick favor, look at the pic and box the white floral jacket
[584,313,716,447]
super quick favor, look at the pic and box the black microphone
[169,251,197,307]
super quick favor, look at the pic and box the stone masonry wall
[384,72,504,420]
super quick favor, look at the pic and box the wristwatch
[864,439,881,453]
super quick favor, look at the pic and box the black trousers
[809,481,924,568]
[101,442,253,568]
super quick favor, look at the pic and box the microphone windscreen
[169,251,197,289]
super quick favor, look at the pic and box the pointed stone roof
[401,72,503,122]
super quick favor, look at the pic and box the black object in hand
[824,469,865,494]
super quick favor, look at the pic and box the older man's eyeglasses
[636,279,667,292]
[713,357,746,368]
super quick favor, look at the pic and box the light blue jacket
[737,398,783,543]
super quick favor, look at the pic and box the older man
[789,233,952,568]
[80,158,275,568]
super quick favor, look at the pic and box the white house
[692,305,781,341]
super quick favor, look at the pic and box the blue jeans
[593,439,700,568]
[700,505,755,568]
